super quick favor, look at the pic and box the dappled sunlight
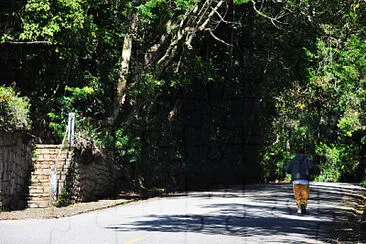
[104,183,364,242]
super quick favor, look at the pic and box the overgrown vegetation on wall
[0,86,31,132]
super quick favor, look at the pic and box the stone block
[29,193,50,199]
[31,169,49,175]
[28,187,45,194]
[31,178,49,185]
[28,203,39,208]
[28,200,51,208]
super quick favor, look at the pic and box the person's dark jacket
[285,154,313,181]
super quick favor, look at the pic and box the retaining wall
[68,148,119,203]
[0,131,33,210]
[29,145,119,207]
[28,145,72,208]
[0,133,119,209]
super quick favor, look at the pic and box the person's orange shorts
[293,184,309,209]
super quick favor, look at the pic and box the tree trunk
[110,10,137,126]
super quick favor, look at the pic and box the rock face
[0,131,33,210]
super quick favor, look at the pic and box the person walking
[285,149,313,214]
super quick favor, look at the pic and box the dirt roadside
[0,198,138,220]
[0,189,182,221]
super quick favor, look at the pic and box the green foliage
[2,0,365,190]
[114,128,141,163]
[65,86,94,99]
[48,113,64,139]
[360,180,366,188]
[56,161,76,207]
[261,1,366,183]
[0,86,31,131]
[233,0,251,5]
[315,143,343,182]
[18,0,87,43]
[56,185,70,207]
[130,73,166,99]
[338,111,361,137]
[261,145,293,182]
[139,0,168,20]
[47,84,98,139]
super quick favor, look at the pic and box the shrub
[0,85,31,131]
[360,180,366,188]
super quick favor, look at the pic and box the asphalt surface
[0,182,365,244]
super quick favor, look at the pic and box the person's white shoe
[297,209,301,214]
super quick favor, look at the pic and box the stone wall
[28,145,72,208]
[0,131,33,210]
[29,144,119,207]
[66,148,119,203]
[0,132,120,209]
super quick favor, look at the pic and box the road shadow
[105,183,365,243]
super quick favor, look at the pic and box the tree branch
[210,3,236,26]
[198,0,224,31]
[208,29,232,47]
[251,0,284,29]
[144,20,176,66]
[3,41,52,45]
[152,0,229,77]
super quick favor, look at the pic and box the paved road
[0,182,365,244]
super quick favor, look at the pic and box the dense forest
[0,0,365,190]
